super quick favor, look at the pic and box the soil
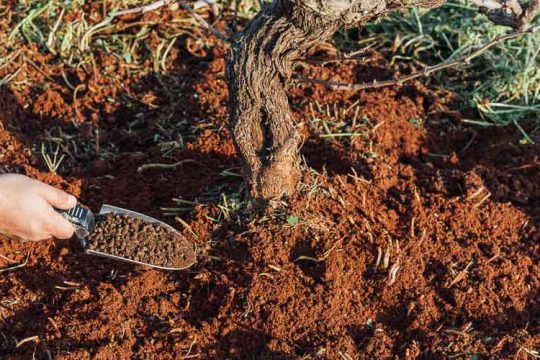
[87,214,196,270]
[0,5,539,360]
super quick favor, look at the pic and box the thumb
[37,183,77,210]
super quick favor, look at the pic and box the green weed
[360,0,540,125]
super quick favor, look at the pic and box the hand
[0,174,77,241]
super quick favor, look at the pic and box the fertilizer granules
[87,214,196,269]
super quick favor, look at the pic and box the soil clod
[87,214,196,269]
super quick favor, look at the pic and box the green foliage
[362,1,540,125]
[287,216,299,225]
[5,0,539,126]
[6,0,210,71]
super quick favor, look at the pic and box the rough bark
[226,0,444,200]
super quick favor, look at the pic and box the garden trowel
[58,204,196,270]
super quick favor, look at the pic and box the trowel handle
[56,205,95,239]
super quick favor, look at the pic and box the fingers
[35,182,77,210]
[46,211,75,240]
[25,218,53,242]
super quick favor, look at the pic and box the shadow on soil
[302,137,373,179]
[381,114,539,355]
[421,119,540,329]
[1,38,306,356]
[0,47,249,357]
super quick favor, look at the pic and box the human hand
[0,174,77,241]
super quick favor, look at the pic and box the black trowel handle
[56,205,96,239]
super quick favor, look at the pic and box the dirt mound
[0,13,538,359]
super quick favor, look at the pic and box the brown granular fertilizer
[87,214,196,269]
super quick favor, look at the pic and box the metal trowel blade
[83,204,197,271]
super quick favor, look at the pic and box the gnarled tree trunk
[226,0,443,200]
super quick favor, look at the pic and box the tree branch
[471,0,539,29]
[469,0,504,10]
[299,45,374,66]
[110,0,174,16]
[232,0,240,31]
[177,1,229,42]
[109,0,229,43]
[519,0,540,30]
[297,24,540,91]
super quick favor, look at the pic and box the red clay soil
[1,10,539,360]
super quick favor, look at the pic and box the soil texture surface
[87,214,196,270]
[0,5,539,360]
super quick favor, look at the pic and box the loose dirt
[0,5,538,359]
[87,214,196,270]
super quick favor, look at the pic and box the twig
[176,217,198,239]
[520,0,539,30]
[486,246,500,263]
[467,186,485,200]
[0,254,29,273]
[109,0,229,43]
[388,262,400,285]
[302,55,370,66]
[0,49,22,71]
[16,335,39,348]
[474,191,492,208]
[136,159,197,173]
[25,57,55,82]
[375,246,382,269]
[447,260,474,288]
[109,0,174,16]
[109,0,214,16]
[177,1,229,42]
[471,0,539,30]
[297,24,540,91]
[507,0,525,17]
[182,339,199,359]
[293,237,343,263]
[0,253,18,264]
[300,45,374,66]
[470,0,505,10]
[232,0,240,31]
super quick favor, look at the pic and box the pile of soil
[0,5,538,359]
[87,214,196,269]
